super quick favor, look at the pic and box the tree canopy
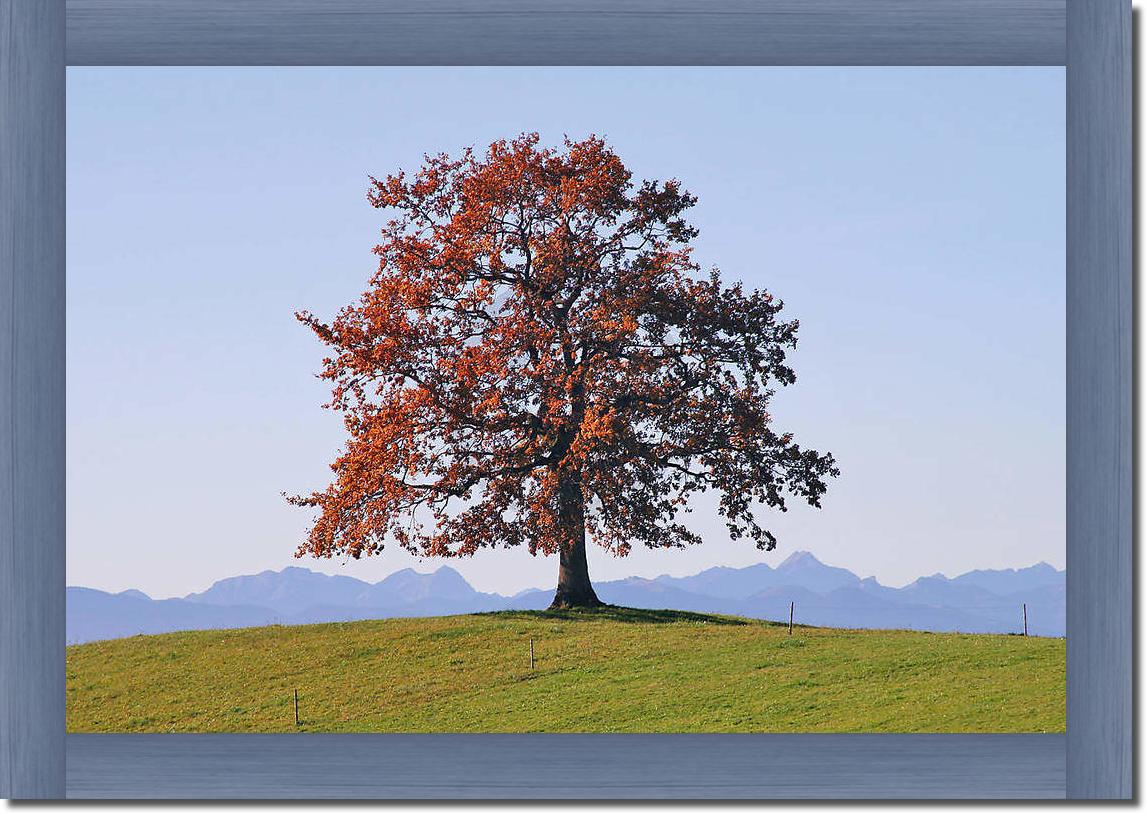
[290,133,838,607]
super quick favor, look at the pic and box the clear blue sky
[66,67,1064,598]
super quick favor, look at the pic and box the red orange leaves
[290,134,838,567]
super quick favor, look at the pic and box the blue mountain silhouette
[67,551,1064,644]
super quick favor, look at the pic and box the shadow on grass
[485,606,751,626]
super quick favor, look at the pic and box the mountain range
[66,551,1064,644]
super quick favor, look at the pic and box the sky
[66,67,1065,598]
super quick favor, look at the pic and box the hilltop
[67,552,1065,643]
[66,609,1065,734]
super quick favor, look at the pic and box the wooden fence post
[788,602,794,636]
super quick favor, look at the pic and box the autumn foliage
[290,134,838,608]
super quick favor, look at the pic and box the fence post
[294,688,299,726]
[530,637,535,669]
[1023,603,1028,637]
[788,602,794,636]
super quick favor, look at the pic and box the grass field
[66,608,1065,733]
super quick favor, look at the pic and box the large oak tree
[290,134,838,609]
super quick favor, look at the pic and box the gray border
[0,0,1131,800]
[67,734,1065,799]
[0,0,66,801]
[1066,0,1133,799]
[65,0,1067,66]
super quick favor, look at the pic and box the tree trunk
[549,531,602,609]
[548,470,603,610]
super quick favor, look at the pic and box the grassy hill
[66,608,1064,733]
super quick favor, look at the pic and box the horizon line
[68,550,1066,602]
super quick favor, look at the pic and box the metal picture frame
[0,0,1130,799]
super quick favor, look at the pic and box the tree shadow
[490,606,752,626]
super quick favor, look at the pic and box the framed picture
[0,0,1130,800]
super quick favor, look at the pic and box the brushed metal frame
[0,0,1130,799]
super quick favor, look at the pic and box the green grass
[66,608,1064,733]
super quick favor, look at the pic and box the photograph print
[65,67,1065,733]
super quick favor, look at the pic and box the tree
[289,133,839,609]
